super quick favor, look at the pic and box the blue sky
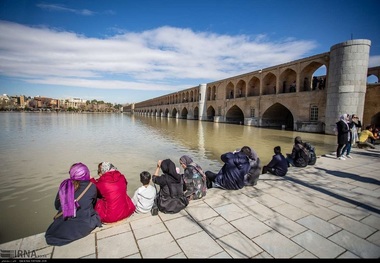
[0,0,379,105]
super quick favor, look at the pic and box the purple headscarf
[58,162,90,219]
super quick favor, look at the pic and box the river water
[0,112,337,244]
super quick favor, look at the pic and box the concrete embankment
[1,147,380,259]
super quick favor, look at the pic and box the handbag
[53,182,93,219]
[151,183,159,216]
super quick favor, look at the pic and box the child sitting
[132,171,157,214]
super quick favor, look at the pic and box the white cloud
[0,21,318,92]
[369,55,380,68]
[36,3,95,16]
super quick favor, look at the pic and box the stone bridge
[124,39,380,135]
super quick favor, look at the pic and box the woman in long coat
[45,163,101,246]
[91,162,135,223]
[336,114,350,160]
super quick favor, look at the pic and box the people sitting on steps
[357,125,378,149]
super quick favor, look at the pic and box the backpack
[304,142,317,165]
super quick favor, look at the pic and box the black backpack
[304,142,317,165]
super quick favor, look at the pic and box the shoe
[346,155,353,159]
[338,157,345,160]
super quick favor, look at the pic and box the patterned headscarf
[160,159,181,183]
[99,162,117,175]
[58,162,90,219]
[179,155,206,179]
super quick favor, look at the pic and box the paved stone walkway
[1,147,380,259]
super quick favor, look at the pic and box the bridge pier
[325,39,371,135]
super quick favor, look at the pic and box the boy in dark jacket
[262,146,288,176]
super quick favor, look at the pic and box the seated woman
[152,159,188,214]
[205,146,253,190]
[179,155,207,201]
[90,162,135,223]
[286,136,309,167]
[45,162,101,246]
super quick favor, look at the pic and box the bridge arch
[226,105,244,124]
[172,108,178,118]
[248,76,260,96]
[262,72,276,95]
[194,106,199,119]
[181,107,188,119]
[280,68,297,94]
[261,103,294,130]
[226,82,234,99]
[236,80,246,98]
[207,106,215,121]
[371,112,380,127]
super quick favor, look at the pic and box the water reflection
[0,112,337,244]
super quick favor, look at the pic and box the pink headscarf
[58,162,90,219]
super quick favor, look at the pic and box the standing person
[262,146,288,177]
[341,114,353,159]
[45,163,101,246]
[205,146,253,190]
[132,171,157,214]
[312,76,318,90]
[286,136,309,167]
[335,114,350,160]
[342,114,361,158]
[152,159,188,214]
[179,155,207,201]
[350,114,362,148]
[90,162,135,223]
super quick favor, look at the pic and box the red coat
[90,170,135,223]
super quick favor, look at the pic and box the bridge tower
[325,39,371,135]
[198,83,207,121]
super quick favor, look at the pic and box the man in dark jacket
[205,146,252,190]
[262,146,288,176]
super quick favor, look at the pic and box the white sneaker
[338,157,346,160]
[346,155,353,159]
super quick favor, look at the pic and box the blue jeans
[342,142,352,156]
